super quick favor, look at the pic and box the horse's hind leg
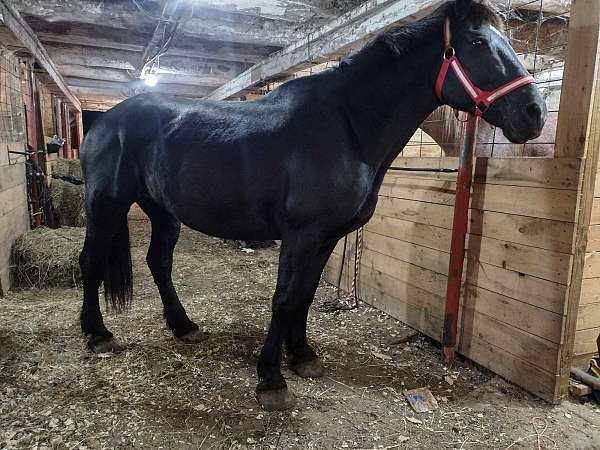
[138,198,207,343]
[80,208,129,353]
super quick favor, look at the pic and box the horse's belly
[173,202,280,241]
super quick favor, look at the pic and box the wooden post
[554,0,600,401]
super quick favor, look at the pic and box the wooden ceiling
[9,0,365,109]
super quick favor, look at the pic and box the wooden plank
[348,279,558,401]
[576,303,600,331]
[471,183,577,222]
[379,177,455,206]
[207,0,445,99]
[464,257,566,314]
[555,0,600,402]
[573,327,600,356]
[375,197,454,229]
[591,198,600,224]
[463,285,563,344]
[473,157,581,190]
[581,278,600,305]
[363,230,449,275]
[584,251,600,279]
[365,214,452,252]
[0,0,80,110]
[0,163,26,192]
[469,209,574,254]
[467,235,570,284]
[586,225,600,251]
[388,157,580,190]
[569,380,592,398]
[0,183,27,216]
[367,208,569,278]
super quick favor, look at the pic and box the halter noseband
[435,17,535,117]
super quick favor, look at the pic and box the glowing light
[143,73,158,87]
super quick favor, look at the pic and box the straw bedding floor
[1,210,599,449]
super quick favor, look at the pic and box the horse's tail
[103,215,133,312]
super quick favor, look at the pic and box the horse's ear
[454,0,473,18]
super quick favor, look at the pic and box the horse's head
[437,0,547,144]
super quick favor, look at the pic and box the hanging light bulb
[143,73,158,87]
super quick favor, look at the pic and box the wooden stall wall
[324,156,579,402]
[0,50,28,295]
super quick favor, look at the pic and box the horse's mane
[379,0,503,58]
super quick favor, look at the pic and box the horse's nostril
[525,103,542,121]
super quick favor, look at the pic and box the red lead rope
[435,17,535,117]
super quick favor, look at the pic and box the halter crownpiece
[435,17,536,117]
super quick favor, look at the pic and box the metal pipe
[442,113,478,364]
[570,367,600,391]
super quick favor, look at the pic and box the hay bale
[54,158,83,183]
[51,178,85,227]
[11,227,85,289]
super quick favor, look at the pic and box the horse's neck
[331,37,442,171]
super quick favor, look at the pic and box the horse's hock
[325,0,600,403]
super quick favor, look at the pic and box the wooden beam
[68,78,213,99]
[206,0,446,100]
[59,64,230,87]
[554,0,600,401]
[0,0,80,110]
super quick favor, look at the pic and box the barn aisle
[0,210,598,449]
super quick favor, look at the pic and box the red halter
[435,17,535,117]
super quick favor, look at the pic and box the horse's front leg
[285,240,337,378]
[256,233,330,410]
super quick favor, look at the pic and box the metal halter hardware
[435,17,536,117]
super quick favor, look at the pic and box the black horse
[79,0,547,410]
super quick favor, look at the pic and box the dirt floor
[1,212,600,450]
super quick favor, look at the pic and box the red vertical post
[442,112,478,364]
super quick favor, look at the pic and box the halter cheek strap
[435,17,535,117]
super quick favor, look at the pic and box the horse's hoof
[291,358,324,378]
[177,328,209,344]
[89,337,125,354]
[256,388,295,411]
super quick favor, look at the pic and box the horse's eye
[472,39,484,47]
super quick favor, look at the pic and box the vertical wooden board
[471,183,577,222]
[575,303,600,331]
[469,209,574,254]
[556,0,600,402]
[573,327,600,356]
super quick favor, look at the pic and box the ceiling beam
[0,0,80,110]
[67,78,213,99]
[207,0,446,100]
[59,64,230,87]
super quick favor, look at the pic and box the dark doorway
[83,110,105,135]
